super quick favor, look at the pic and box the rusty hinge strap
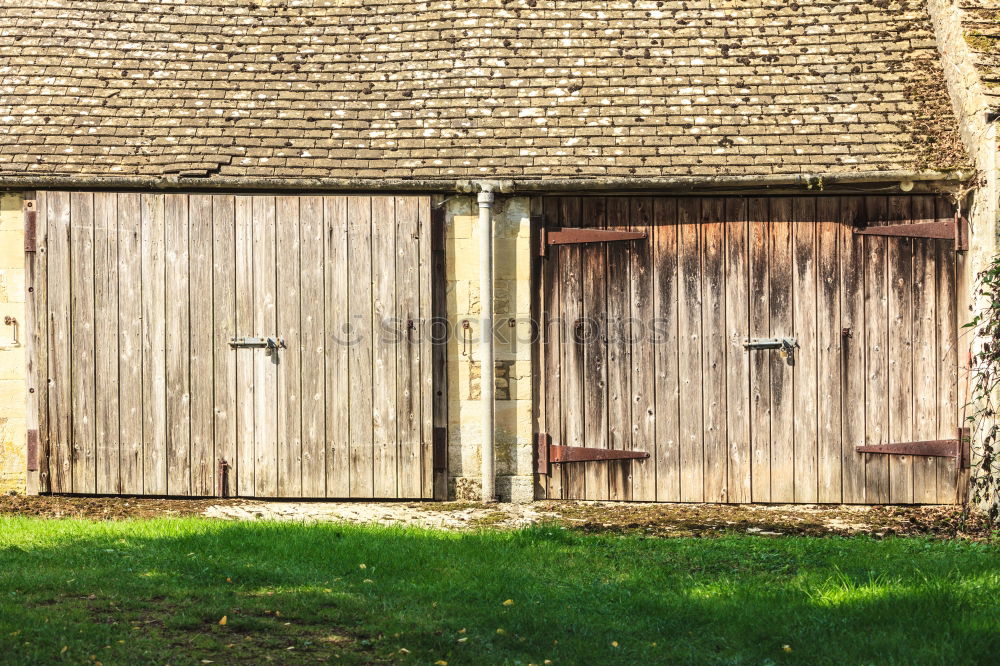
[856,428,970,469]
[23,199,37,253]
[26,429,39,472]
[854,217,967,252]
[535,432,649,475]
[433,426,447,472]
[538,227,647,256]
[535,432,550,475]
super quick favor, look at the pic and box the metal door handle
[744,337,798,364]
[230,336,285,354]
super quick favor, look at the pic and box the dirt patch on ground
[2,493,994,541]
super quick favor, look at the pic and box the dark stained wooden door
[538,196,960,504]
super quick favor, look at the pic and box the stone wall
[0,193,26,494]
[443,196,534,502]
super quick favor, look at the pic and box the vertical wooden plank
[581,196,609,501]
[70,192,96,494]
[629,197,656,501]
[299,196,326,497]
[816,197,843,503]
[93,192,119,494]
[724,197,751,503]
[395,196,421,498]
[276,196,303,498]
[253,196,278,497]
[911,196,938,503]
[768,198,795,503]
[748,197,771,502]
[864,196,890,504]
[164,194,191,496]
[677,198,704,502]
[606,197,631,501]
[652,198,680,502]
[701,198,727,502]
[189,195,214,496]
[887,196,914,503]
[46,192,71,493]
[235,196,255,496]
[430,199,448,500]
[540,197,563,499]
[840,196,867,503]
[348,196,374,498]
[212,195,237,497]
[371,196,398,498]
[324,196,350,497]
[936,197,959,503]
[29,192,50,493]
[792,197,818,503]
[141,194,167,495]
[117,194,142,495]
[559,197,586,499]
[418,197,435,499]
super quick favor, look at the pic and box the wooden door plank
[816,198,843,503]
[299,196,326,498]
[70,192,96,494]
[540,197,563,499]
[559,197,586,499]
[629,197,656,501]
[164,194,191,496]
[45,191,71,493]
[748,197,771,502]
[911,196,938,503]
[581,196,609,501]
[276,196,303,498]
[606,197,631,501]
[701,198,727,502]
[189,194,215,496]
[141,194,167,495]
[863,196,891,504]
[94,192,119,494]
[677,198,704,502]
[652,198,680,502]
[28,192,50,493]
[252,196,278,497]
[840,196,867,503]
[235,196,255,496]
[887,196,915,503]
[347,196,375,498]
[935,197,959,503]
[768,198,795,503]
[371,196,398,498]
[117,193,142,495]
[792,197,819,503]
[418,197,435,499]
[324,196,351,497]
[395,196,422,498]
[212,195,237,497]
[724,197,751,503]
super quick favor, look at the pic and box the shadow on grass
[0,519,998,664]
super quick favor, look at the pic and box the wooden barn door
[30,192,441,499]
[537,196,962,504]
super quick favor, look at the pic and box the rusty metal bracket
[538,227,647,257]
[856,427,970,469]
[535,432,649,475]
[853,214,967,252]
[217,459,230,497]
[23,199,37,252]
[26,429,39,472]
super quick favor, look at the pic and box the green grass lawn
[0,518,998,665]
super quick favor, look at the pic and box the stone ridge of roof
[0,0,970,184]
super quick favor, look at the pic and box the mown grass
[0,518,998,665]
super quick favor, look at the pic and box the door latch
[744,337,798,364]
[229,336,285,356]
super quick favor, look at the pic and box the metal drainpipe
[478,188,496,502]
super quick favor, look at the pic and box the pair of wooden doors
[30,192,440,498]
[537,196,963,504]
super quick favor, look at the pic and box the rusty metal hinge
[26,429,39,472]
[538,226,647,257]
[535,432,649,475]
[24,199,37,253]
[856,427,970,469]
[853,213,968,252]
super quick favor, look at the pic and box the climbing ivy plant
[965,255,1000,525]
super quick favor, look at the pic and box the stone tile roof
[956,1,1000,111]
[0,0,968,183]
